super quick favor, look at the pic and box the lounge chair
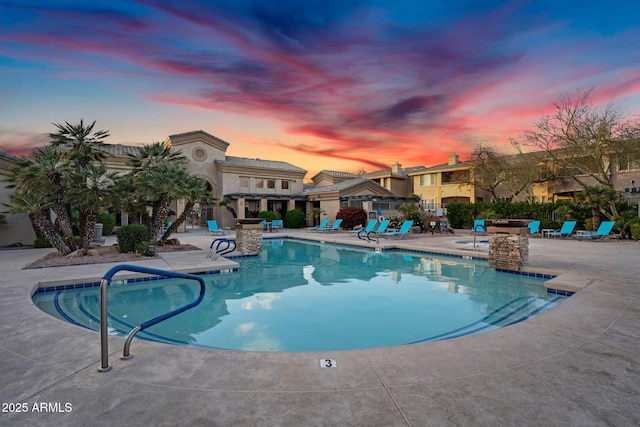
[547,221,576,238]
[207,220,225,235]
[271,219,283,232]
[349,220,377,235]
[359,219,390,242]
[527,220,541,237]
[305,218,329,232]
[383,220,413,239]
[575,221,615,240]
[471,219,486,235]
[318,218,342,232]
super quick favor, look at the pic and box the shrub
[116,224,149,253]
[96,212,116,235]
[284,209,305,228]
[258,210,277,221]
[630,219,640,240]
[336,207,367,229]
[34,236,52,248]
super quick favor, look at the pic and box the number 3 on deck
[320,358,337,368]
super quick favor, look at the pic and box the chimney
[392,161,402,174]
[448,154,459,165]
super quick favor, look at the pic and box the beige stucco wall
[0,156,37,246]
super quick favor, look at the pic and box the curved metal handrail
[208,238,236,259]
[98,264,206,372]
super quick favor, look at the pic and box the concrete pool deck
[1,227,638,426]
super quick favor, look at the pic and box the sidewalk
[1,228,638,426]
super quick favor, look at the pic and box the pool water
[32,239,566,352]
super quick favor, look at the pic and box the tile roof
[97,144,142,157]
[216,156,307,173]
[408,161,471,174]
[303,177,390,194]
[312,170,359,180]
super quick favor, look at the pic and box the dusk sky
[1,1,639,178]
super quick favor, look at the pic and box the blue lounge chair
[472,219,486,235]
[349,220,377,235]
[547,221,576,238]
[383,220,413,239]
[359,219,390,242]
[306,218,329,232]
[576,221,615,240]
[271,219,283,232]
[527,220,541,237]
[318,218,342,232]
[207,220,225,235]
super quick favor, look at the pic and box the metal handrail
[208,238,236,259]
[98,264,206,372]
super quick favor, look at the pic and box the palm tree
[67,163,119,249]
[217,198,238,219]
[132,161,193,243]
[9,193,71,255]
[574,185,619,230]
[127,142,186,172]
[6,147,77,251]
[160,176,215,241]
[49,119,109,168]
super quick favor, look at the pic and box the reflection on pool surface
[33,239,566,352]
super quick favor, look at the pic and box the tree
[7,147,76,250]
[6,120,117,255]
[127,142,195,243]
[160,176,215,241]
[517,89,640,212]
[469,144,551,202]
[49,119,109,168]
[217,198,238,218]
[8,193,71,255]
[66,163,119,248]
[574,185,618,230]
[515,88,640,218]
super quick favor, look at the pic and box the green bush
[630,219,640,240]
[116,224,149,253]
[258,210,277,221]
[284,209,306,228]
[336,207,367,229]
[33,236,52,248]
[96,212,116,235]
[446,201,589,230]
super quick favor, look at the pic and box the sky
[1,0,639,179]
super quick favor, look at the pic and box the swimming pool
[32,239,566,352]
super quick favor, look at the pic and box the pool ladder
[98,264,206,372]
[208,238,236,259]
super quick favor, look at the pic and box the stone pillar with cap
[486,220,530,271]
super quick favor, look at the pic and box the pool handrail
[208,238,236,259]
[99,264,206,372]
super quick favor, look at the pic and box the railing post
[98,278,111,372]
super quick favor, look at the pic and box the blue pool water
[32,239,566,352]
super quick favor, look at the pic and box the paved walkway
[0,228,638,426]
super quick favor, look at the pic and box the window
[419,174,436,186]
[618,155,640,171]
[281,180,289,190]
[442,170,469,184]
[421,199,436,210]
[255,178,264,189]
[240,176,249,188]
[267,179,275,189]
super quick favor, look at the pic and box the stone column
[487,222,530,271]
[235,222,263,255]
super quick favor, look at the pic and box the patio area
[1,227,638,426]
